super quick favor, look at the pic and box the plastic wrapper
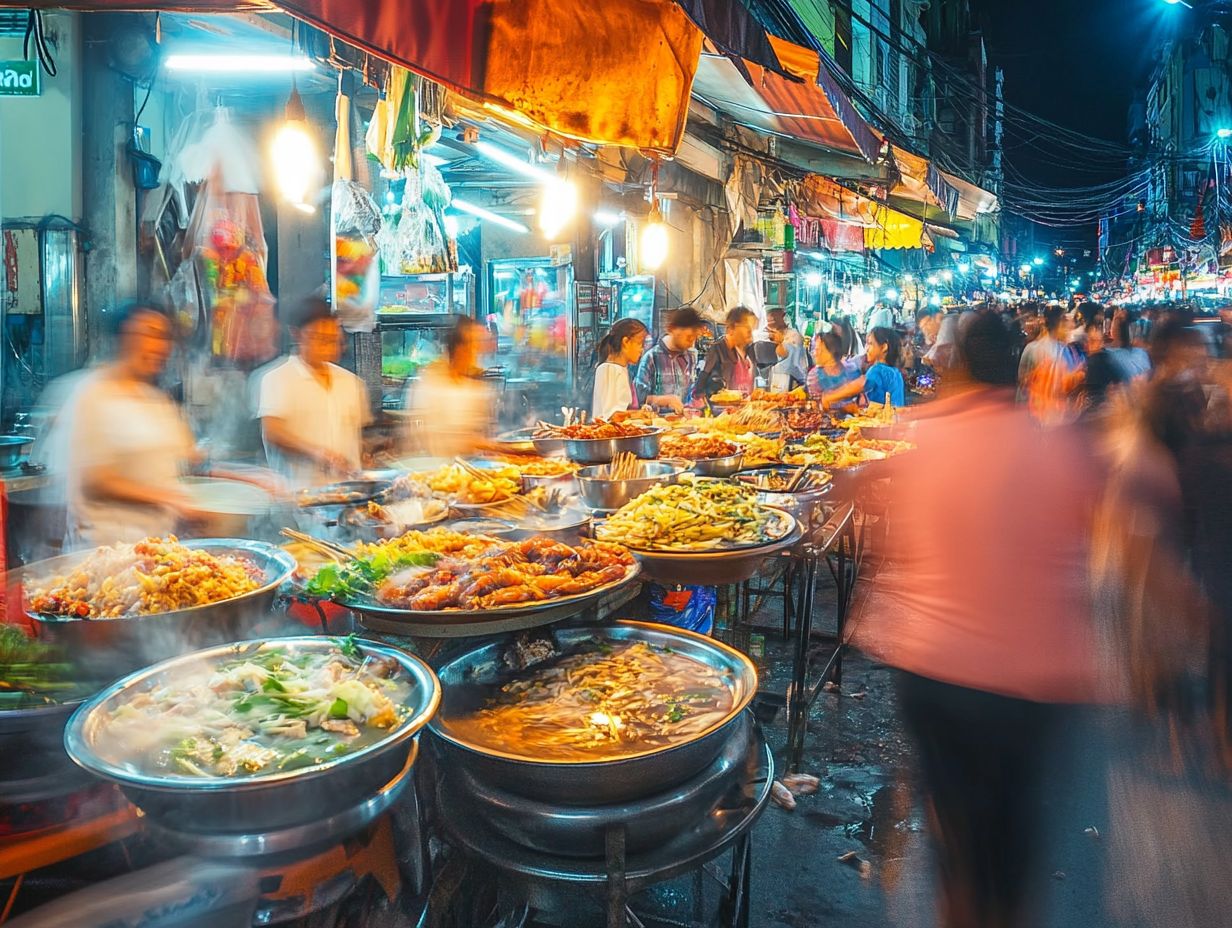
[377,163,457,277]
[648,583,716,635]
[332,180,382,333]
[183,173,276,365]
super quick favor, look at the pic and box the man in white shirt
[257,297,372,489]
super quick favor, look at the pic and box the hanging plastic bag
[377,162,458,276]
[333,91,382,333]
[183,169,277,365]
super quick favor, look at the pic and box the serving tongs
[280,528,355,564]
[454,458,551,514]
[785,463,814,493]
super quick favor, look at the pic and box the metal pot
[519,471,579,495]
[735,467,834,528]
[21,539,297,679]
[428,621,757,806]
[64,636,440,835]
[0,700,94,805]
[687,452,745,478]
[0,435,32,470]
[561,428,665,464]
[437,712,755,858]
[574,461,685,511]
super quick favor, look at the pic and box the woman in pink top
[855,311,1104,928]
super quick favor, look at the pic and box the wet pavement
[728,567,1232,928]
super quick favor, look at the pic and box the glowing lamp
[270,88,319,212]
[640,206,669,271]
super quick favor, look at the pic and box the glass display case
[486,257,575,420]
[376,269,473,319]
[610,275,656,332]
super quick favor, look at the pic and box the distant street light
[1218,128,1232,139]
[1163,0,1193,8]
[1033,256,1044,266]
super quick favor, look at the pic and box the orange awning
[691,36,879,162]
[25,0,705,154]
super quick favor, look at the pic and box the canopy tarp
[690,35,879,162]
[889,147,960,217]
[864,205,926,251]
[279,0,704,153]
[939,168,1000,221]
[22,0,705,154]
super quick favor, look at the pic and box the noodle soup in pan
[444,638,737,762]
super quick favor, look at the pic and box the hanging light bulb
[641,202,669,271]
[270,83,319,212]
[539,178,578,240]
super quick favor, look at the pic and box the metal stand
[785,502,860,772]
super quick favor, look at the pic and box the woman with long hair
[592,317,682,419]
[819,325,906,408]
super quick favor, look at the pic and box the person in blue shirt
[820,326,906,409]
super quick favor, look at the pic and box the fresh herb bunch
[306,549,441,599]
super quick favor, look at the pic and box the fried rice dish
[28,536,262,620]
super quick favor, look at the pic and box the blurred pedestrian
[764,309,810,391]
[62,302,210,546]
[402,315,495,458]
[855,312,1104,928]
[257,297,372,488]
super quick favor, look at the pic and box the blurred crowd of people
[855,298,1232,928]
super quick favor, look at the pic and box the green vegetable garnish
[306,551,440,599]
[329,698,349,719]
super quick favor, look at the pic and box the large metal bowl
[735,467,834,530]
[574,460,685,511]
[0,435,32,469]
[64,636,440,835]
[428,620,757,805]
[495,427,565,456]
[687,451,745,478]
[561,427,666,464]
[21,539,297,678]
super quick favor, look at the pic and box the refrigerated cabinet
[486,258,575,421]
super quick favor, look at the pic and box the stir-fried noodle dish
[448,639,736,761]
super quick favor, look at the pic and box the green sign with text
[0,61,40,97]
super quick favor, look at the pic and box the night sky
[983,0,1175,247]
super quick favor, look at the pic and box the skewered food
[659,435,741,460]
[596,479,788,551]
[95,637,415,779]
[307,529,635,612]
[750,387,809,406]
[27,537,262,620]
[694,407,784,436]
[449,639,736,761]
[534,419,652,440]
[601,452,643,481]
[406,463,521,504]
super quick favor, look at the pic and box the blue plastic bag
[648,583,716,635]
